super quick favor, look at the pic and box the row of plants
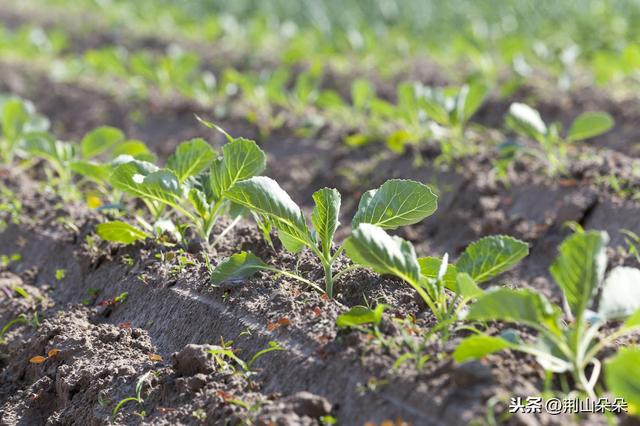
[0,23,618,180]
[13,0,640,90]
[1,95,639,417]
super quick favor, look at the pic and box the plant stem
[323,262,334,299]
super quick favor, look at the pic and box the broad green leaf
[605,347,640,414]
[453,334,513,363]
[96,221,150,244]
[111,163,182,207]
[112,140,154,161]
[456,235,529,283]
[1,98,28,141]
[454,273,484,299]
[81,126,124,159]
[311,188,341,255]
[211,138,266,198]
[467,288,562,335]
[567,112,614,141]
[70,160,111,184]
[550,230,608,319]
[225,176,313,252]
[352,179,437,230]
[211,252,268,285]
[507,102,547,140]
[344,224,420,285]
[167,138,215,182]
[599,267,640,320]
[336,305,385,328]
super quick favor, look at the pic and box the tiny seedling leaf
[453,334,513,363]
[336,305,385,328]
[456,235,529,283]
[567,111,614,141]
[550,230,608,319]
[507,102,547,140]
[352,179,437,230]
[311,188,341,255]
[211,252,268,285]
[81,126,124,159]
[96,221,151,244]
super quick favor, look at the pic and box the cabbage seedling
[506,103,614,176]
[24,126,154,201]
[344,227,528,334]
[0,96,50,164]
[101,134,265,247]
[211,178,438,298]
[411,81,489,163]
[454,230,640,399]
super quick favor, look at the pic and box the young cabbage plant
[454,230,640,400]
[99,134,266,248]
[211,178,438,298]
[0,96,50,164]
[344,228,528,336]
[413,81,489,163]
[24,126,154,201]
[506,103,614,176]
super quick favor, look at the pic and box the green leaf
[419,89,451,126]
[111,163,182,207]
[567,112,614,141]
[167,138,215,182]
[344,224,420,285]
[622,309,640,331]
[225,176,313,252]
[599,267,640,320]
[467,288,562,335]
[351,78,373,110]
[460,81,489,123]
[453,334,513,363]
[70,160,112,184]
[550,230,608,319]
[23,132,60,162]
[96,221,150,244]
[456,235,529,283]
[211,138,266,198]
[311,188,341,256]
[352,179,438,230]
[211,252,268,285]
[1,98,29,141]
[605,347,640,414]
[111,140,154,162]
[418,256,458,291]
[507,102,547,140]
[81,126,124,159]
[453,272,484,299]
[336,305,385,328]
